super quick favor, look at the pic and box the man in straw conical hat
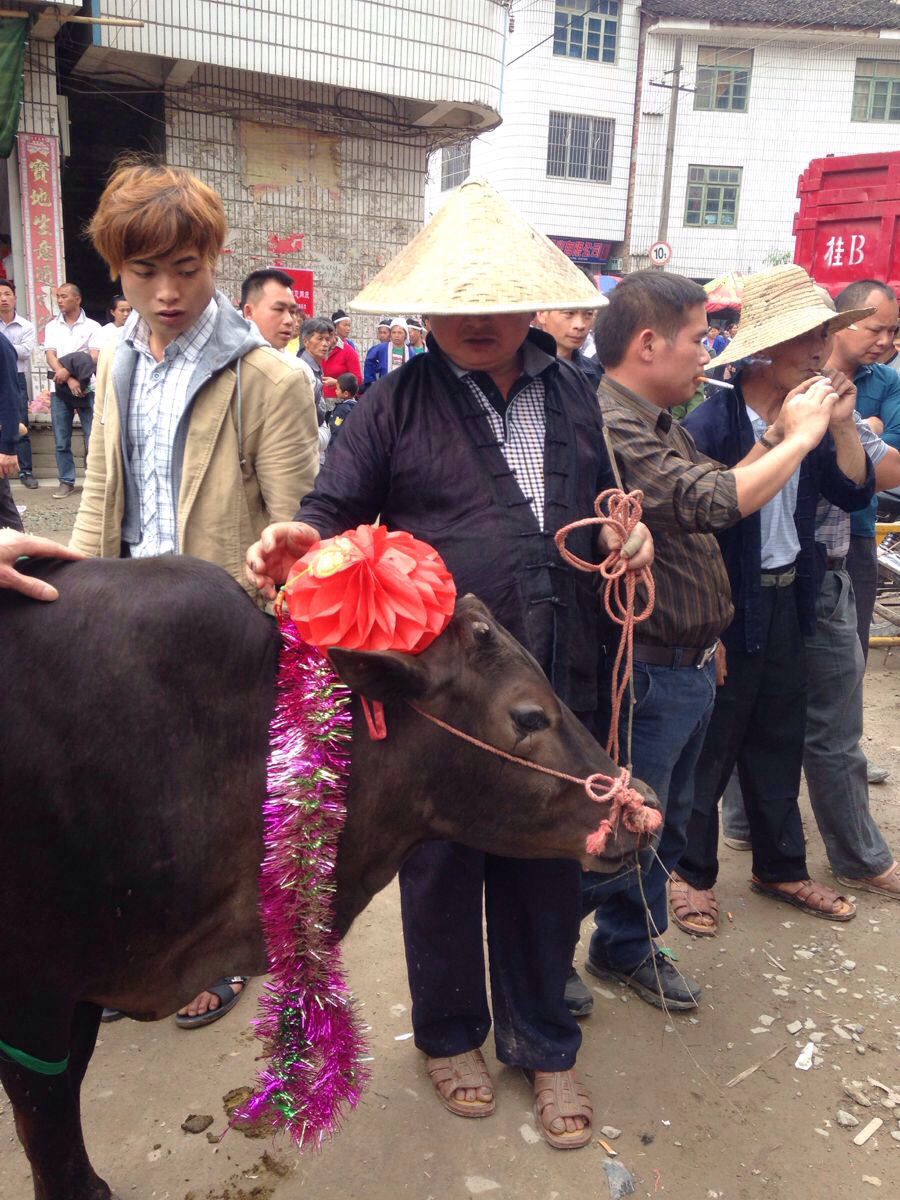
[668,264,876,931]
[246,177,653,1149]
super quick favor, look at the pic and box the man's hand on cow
[245,520,322,600]
[599,520,654,571]
[0,452,18,479]
[0,529,85,601]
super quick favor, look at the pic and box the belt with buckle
[760,565,796,588]
[825,555,846,571]
[632,640,718,669]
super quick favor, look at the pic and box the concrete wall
[165,66,431,325]
[629,28,900,278]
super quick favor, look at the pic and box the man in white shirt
[43,282,103,498]
[0,280,37,488]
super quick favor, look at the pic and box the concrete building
[2,0,506,378]
[427,1,900,282]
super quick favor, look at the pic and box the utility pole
[657,38,683,246]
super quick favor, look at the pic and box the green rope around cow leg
[0,1036,69,1075]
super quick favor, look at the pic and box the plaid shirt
[453,341,550,529]
[815,412,886,558]
[125,300,218,557]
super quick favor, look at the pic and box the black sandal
[174,976,248,1028]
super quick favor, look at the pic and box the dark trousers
[677,582,808,891]
[846,534,877,662]
[0,477,23,531]
[399,843,582,1070]
[14,375,31,477]
[582,655,716,969]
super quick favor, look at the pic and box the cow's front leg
[0,1003,110,1200]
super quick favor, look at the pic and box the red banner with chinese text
[17,132,65,340]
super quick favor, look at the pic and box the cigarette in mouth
[698,376,735,389]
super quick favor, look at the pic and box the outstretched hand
[245,521,321,600]
[0,530,85,601]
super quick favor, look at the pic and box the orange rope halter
[554,488,655,766]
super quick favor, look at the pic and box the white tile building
[427,1,900,282]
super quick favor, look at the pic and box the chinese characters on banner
[548,236,612,265]
[281,267,315,319]
[17,133,65,340]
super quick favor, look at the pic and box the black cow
[0,556,657,1200]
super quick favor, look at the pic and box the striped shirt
[125,300,218,557]
[452,343,549,529]
[815,412,887,558]
[599,375,740,647]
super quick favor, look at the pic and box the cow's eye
[511,704,550,733]
[472,620,492,641]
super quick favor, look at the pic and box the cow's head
[329,595,660,914]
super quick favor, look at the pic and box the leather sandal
[526,1068,592,1150]
[750,877,856,922]
[834,861,900,902]
[426,1049,495,1118]
[669,873,718,937]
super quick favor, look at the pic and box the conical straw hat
[709,264,874,368]
[348,177,603,315]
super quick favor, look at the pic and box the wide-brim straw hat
[709,264,874,368]
[348,177,603,315]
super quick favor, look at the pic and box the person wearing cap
[534,308,602,387]
[361,317,391,392]
[570,270,855,1016]
[364,317,410,387]
[330,309,357,351]
[322,315,362,402]
[407,317,427,355]
[668,265,874,933]
[245,177,652,1150]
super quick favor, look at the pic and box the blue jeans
[582,654,716,969]
[15,374,32,476]
[51,393,93,486]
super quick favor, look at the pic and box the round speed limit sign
[648,241,672,266]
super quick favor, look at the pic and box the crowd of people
[1,164,898,1153]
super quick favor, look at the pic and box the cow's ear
[327,647,428,702]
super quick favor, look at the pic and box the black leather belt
[632,641,718,668]
[825,555,847,571]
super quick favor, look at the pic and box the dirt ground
[1,483,898,1200]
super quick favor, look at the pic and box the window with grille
[694,46,753,112]
[547,111,614,182]
[684,165,742,227]
[553,0,619,65]
[441,141,471,190]
[852,59,900,122]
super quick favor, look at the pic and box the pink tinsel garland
[237,615,368,1146]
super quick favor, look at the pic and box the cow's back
[0,556,278,1019]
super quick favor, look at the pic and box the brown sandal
[835,861,900,902]
[426,1050,495,1118]
[526,1068,593,1150]
[750,877,856,922]
[669,873,719,937]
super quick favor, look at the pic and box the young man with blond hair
[71,161,319,1027]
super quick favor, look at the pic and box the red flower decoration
[282,524,457,653]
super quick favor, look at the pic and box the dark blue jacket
[0,333,20,455]
[299,329,615,712]
[683,385,874,653]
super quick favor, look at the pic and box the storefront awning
[0,17,30,159]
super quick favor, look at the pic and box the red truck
[793,150,900,294]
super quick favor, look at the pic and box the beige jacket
[71,299,318,597]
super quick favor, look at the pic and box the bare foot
[177,979,244,1019]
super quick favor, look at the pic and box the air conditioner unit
[606,257,623,271]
